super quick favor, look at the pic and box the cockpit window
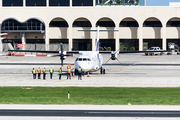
[76,58,91,61]
[83,58,87,61]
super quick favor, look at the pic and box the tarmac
[0,53,180,87]
[0,53,180,119]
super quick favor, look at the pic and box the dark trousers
[43,73,46,80]
[67,73,71,79]
[50,73,53,79]
[33,74,36,79]
[78,73,82,80]
[59,74,61,80]
[38,73,41,79]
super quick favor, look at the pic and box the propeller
[58,43,72,66]
[104,47,121,64]
[51,43,72,66]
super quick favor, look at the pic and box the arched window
[1,18,45,32]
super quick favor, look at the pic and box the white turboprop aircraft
[8,26,169,74]
[74,26,105,74]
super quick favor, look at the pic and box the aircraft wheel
[75,69,78,75]
[103,69,105,74]
[151,53,154,56]
[100,68,103,74]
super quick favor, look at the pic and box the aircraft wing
[0,33,8,36]
[99,50,171,54]
[8,49,79,54]
[8,50,59,53]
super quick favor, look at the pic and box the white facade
[0,0,180,52]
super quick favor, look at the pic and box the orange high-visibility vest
[67,66,71,73]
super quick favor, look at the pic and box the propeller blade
[60,43,63,54]
[61,58,63,66]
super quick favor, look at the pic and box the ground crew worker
[32,68,37,79]
[67,63,71,79]
[42,67,46,80]
[37,67,41,79]
[49,67,54,79]
[59,67,62,80]
[78,66,82,80]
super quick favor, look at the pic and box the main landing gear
[100,67,105,74]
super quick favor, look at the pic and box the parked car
[145,47,163,56]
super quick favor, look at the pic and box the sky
[146,0,180,6]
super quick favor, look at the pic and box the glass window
[49,21,68,27]
[3,0,23,6]
[1,18,45,32]
[73,39,92,51]
[99,39,115,51]
[49,0,70,6]
[167,21,180,27]
[73,21,92,27]
[78,58,82,61]
[96,0,139,6]
[88,58,91,61]
[120,21,139,27]
[83,58,87,61]
[96,21,115,27]
[26,0,46,6]
[72,0,93,6]
[120,39,139,51]
[143,39,162,50]
[143,21,162,27]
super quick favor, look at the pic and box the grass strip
[0,87,180,105]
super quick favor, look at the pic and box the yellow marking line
[0,74,29,80]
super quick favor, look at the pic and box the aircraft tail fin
[96,26,100,51]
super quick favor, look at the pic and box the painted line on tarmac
[0,74,29,80]
[108,66,127,71]
[56,76,78,82]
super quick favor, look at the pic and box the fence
[2,43,69,53]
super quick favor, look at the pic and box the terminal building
[0,0,180,52]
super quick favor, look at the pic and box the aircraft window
[88,58,91,61]
[83,58,87,61]
[79,58,82,61]
[76,58,78,61]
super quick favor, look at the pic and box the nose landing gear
[100,67,105,74]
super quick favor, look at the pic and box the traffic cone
[87,72,90,77]
[127,102,131,105]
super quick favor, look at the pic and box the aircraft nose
[76,61,92,71]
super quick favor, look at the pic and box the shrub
[107,47,111,51]
[99,47,104,51]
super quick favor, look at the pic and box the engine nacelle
[111,51,117,60]
[59,51,67,60]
